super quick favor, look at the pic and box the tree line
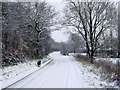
[2,2,56,66]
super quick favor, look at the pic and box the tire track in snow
[65,57,71,88]
[8,61,56,88]
[70,59,84,88]
[22,62,57,88]
[36,60,61,88]
[38,57,68,88]
[4,59,52,88]
[22,61,59,88]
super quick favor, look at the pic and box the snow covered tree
[64,1,116,63]
[0,2,2,67]
[118,1,120,57]
[24,2,57,58]
[2,2,57,66]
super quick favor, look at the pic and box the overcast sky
[47,0,70,43]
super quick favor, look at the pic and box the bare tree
[64,1,116,63]
[118,1,120,57]
[0,2,2,67]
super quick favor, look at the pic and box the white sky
[47,0,70,43]
[51,30,69,42]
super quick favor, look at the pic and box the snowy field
[76,53,119,64]
[2,52,118,88]
[95,58,120,64]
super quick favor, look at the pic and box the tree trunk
[90,50,94,64]
[86,41,90,56]
[90,56,94,64]
[118,52,120,57]
[118,2,120,58]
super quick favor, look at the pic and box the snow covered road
[3,52,115,88]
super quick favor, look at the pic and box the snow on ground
[3,60,37,80]
[2,55,52,88]
[0,68,2,90]
[68,53,74,56]
[3,56,51,80]
[69,53,87,56]
[95,57,119,64]
[73,52,119,64]
[80,53,87,56]
[74,59,118,88]
[3,52,118,88]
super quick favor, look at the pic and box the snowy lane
[5,52,83,88]
[4,52,114,88]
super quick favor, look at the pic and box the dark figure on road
[37,60,41,67]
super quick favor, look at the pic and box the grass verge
[74,54,120,88]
